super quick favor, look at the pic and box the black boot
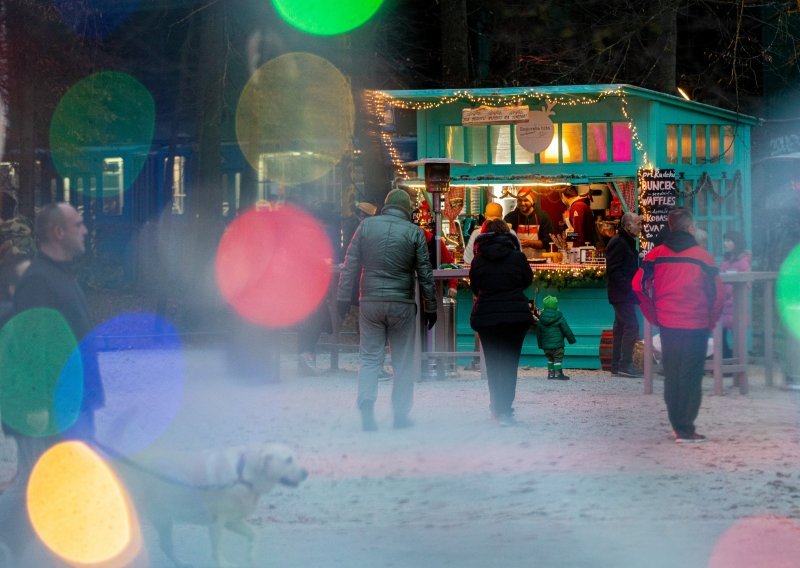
[547,367,555,380]
[554,368,570,380]
[359,401,377,431]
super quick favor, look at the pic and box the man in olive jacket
[337,189,437,431]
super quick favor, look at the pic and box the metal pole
[434,207,442,269]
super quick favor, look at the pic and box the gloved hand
[337,301,350,320]
[423,310,437,330]
[447,287,458,299]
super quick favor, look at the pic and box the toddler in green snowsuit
[535,295,577,380]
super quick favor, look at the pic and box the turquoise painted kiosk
[371,85,758,368]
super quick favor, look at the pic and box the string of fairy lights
[364,88,649,283]
[365,86,652,181]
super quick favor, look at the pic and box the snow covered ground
[3,346,800,567]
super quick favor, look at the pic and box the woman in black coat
[469,219,534,426]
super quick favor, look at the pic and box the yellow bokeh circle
[236,52,354,185]
[27,441,140,565]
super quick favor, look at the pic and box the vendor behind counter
[560,185,601,248]
[503,187,555,259]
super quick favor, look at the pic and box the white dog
[117,443,307,567]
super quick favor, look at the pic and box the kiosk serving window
[443,126,465,161]
[490,125,512,164]
[667,124,736,165]
[562,123,583,163]
[442,121,633,165]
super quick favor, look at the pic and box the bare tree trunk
[182,1,227,328]
[441,0,469,87]
[17,80,36,217]
[189,1,225,224]
[347,21,392,204]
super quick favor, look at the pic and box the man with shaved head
[13,202,103,437]
[1,202,103,563]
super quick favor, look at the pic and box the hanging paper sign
[638,168,678,251]
[462,105,529,126]
[516,102,556,154]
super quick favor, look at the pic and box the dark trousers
[474,322,529,418]
[660,327,709,437]
[611,302,639,371]
[544,347,565,364]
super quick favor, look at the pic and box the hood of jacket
[538,307,561,325]
[663,230,698,253]
[474,232,518,262]
[381,204,412,222]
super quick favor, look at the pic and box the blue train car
[6,140,349,288]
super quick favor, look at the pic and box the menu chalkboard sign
[638,168,677,252]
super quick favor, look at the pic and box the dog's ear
[240,447,282,484]
[260,452,275,476]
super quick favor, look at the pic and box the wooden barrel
[599,329,613,371]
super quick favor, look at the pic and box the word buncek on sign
[638,168,677,252]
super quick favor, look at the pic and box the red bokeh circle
[709,515,800,568]
[215,205,333,328]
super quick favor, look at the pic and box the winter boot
[546,362,555,380]
[359,401,377,431]
[553,364,570,380]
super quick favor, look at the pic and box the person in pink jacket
[719,231,751,359]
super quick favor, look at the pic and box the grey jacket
[337,205,437,313]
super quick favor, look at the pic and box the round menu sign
[516,110,555,154]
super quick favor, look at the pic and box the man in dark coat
[605,212,643,377]
[0,202,101,563]
[13,202,103,437]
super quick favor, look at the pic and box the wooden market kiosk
[371,85,758,368]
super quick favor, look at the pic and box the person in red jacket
[561,185,600,248]
[423,228,458,298]
[632,208,723,443]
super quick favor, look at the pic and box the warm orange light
[543,136,570,162]
[27,441,141,566]
[677,87,691,101]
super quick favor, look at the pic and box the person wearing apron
[503,187,555,259]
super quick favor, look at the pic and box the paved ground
[3,347,800,567]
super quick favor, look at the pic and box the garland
[532,266,607,289]
[455,266,607,290]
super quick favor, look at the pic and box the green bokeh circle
[0,308,83,437]
[49,71,155,195]
[272,0,383,36]
[777,244,800,341]
[236,52,354,185]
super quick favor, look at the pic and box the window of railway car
[221,172,241,217]
[102,158,124,216]
[169,156,186,215]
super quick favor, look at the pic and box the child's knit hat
[543,295,558,310]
